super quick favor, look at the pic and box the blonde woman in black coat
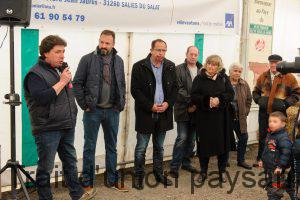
[191,55,234,183]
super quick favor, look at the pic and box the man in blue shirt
[131,39,178,190]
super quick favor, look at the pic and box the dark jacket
[73,47,126,111]
[130,54,178,134]
[191,68,234,157]
[174,61,202,122]
[230,78,252,133]
[262,128,292,170]
[24,59,78,134]
[253,70,300,114]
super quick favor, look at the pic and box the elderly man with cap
[252,54,300,167]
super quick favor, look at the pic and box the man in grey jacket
[169,46,202,178]
[73,30,127,193]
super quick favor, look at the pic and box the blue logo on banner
[225,13,234,28]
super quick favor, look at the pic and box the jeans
[81,107,120,186]
[34,128,84,200]
[170,121,196,171]
[233,119,249,163]
[199,152,229,174]
[134,131,166,178]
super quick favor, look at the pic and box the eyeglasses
[153,49,167,53]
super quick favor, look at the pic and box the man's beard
[100,48,109,55]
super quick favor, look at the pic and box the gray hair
[229,62,243,73]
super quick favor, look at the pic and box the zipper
[65,86,73,127]
[54,67,73,127]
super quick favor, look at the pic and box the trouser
[81,108,120,186]
[34,129,84,200]
[170,121,196,171]
[233,119,249,163]
[134,130,166,179]
[199,152,229,174]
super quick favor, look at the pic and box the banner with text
[30,0,239,34]
[246,0,275,87]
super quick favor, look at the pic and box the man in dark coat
[169,46,202,178]
[131,39,178,189]
[252,54,300,167]
[73,30,127,192]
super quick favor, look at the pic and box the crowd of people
[23,30,300,200]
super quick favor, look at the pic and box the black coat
[262,128,292,170]
[174,61,202,122]
[191,68,234,157]
[130,54,178,134]
[73,48,126,111]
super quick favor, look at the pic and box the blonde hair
[204,55,223,72]
[229,62,243,73]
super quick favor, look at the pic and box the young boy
[260,111,292,200]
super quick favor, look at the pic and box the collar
[151,59,163,69]
[200,67,226,78]
[264,70,281,79]
[145,53,168,69]
[94,46,117,56]
[270,70,281,77]
[184,59,203,69]
[230,77,247,85]
[269,127,286,135]
[38,57,56,70]
[205,71,218,80]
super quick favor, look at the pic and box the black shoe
[237,162,252,170]
[181,165,200,174]
[219,173,227,183]
[196,173,207,184]
[133,177,144,190]
[155,174,173,186]
[169,170,179,178]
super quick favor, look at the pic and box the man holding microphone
[24,35,92,200]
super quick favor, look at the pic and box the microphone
[60,62,73,89]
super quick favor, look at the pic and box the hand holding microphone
[52,62,73,95]
[60,62,73,89]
